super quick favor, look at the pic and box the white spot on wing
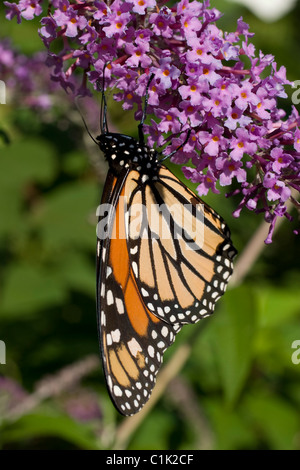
[132,261,138,277]
[106,266,112,278]
[114,385,123,396]
[130,245,138,255]
[101,283,105,297]
[107,290,114,306]
[107,333,112,346]
[161,326,168,337]
[116,298,124,314]
[157,307,164,317]
[107,375,113,390]
[127,337,142,357]
[111,329,121,343]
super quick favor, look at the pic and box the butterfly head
[97,132,159,175]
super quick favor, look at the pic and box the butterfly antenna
[100,87,109,135]
[75,96,98,145]
[138,73,155,145]
[98,64,109,135]
[160,129,192,162]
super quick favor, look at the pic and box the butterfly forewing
[97,170,181,416]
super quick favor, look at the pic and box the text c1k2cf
[106,453,194,466]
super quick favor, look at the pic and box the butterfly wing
[125,165,237,325]
[97,170,181,416]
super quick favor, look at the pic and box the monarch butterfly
[95,76,237,416]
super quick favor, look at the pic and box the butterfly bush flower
[4,0,300,242]
[0,38,99,130]
[0,38,59,111]
[0,377,28,412]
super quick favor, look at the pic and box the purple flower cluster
[0,38,60,111]
[60,387,103,422]
[4,0,300,241]
[0,377,28,412]
[0,37,99,129]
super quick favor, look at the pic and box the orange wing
[96,171,180,415]
[125,166,236,325]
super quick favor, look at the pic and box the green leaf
[205,398,257,450]
[0,138,56,188]
[55,252,95,297]
[1,262,68,317]
[62,151,88,176]
[210,285,258,405]
[0,139,56,237]
[256,286,300,327]
[1,412,102,450]
[243,392,300,450]
[253,318,300,376]
[128,410,175,450]
[30,181,98,251]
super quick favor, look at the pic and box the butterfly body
[96,127,237,416]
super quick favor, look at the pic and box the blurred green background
[0,0,300,450]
